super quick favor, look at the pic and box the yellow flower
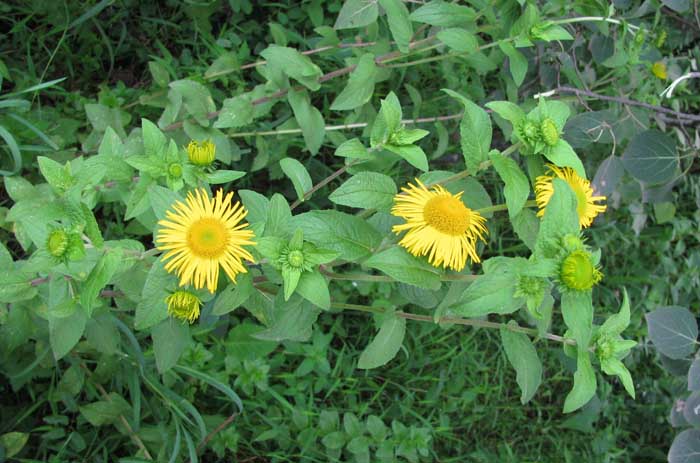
[187,140,216,166]
[166,290,202,323]
[535,165,606,229]
[651,61,667,80]
[156,188,256,293]
[391,179,488,271]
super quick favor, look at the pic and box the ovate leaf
[358,313,406,369]
[646,306,698,359]
[500,325,543,404]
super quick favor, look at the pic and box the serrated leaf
[261,45,323,91]
[499,41,528,86]
[205,170,246,184]
[335,138,371,159]
[384,144,428,171]
[437,28,478,52]
[81,248,123,315]
[409,1,476,27]
[379,0,412,53]
[213,272,253,315]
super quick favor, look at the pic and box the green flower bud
[596,336,615,361]
[561,233,585,253]
[168,162,183,178]
[515,275,546,298]
[166,290,202,324]
[287,249,304,268]
[187,140,216,167]
[540,118,559,146]
[560,249,603,291]
[518,120,541,148]
[47,229,69,258]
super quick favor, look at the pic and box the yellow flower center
[187,218,228,258]
[561,250,601,291]
[423,194,471,236]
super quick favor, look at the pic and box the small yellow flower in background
[187,140,216,166]
[535,165,606,229]
[157,188,256,293]
[166,290,202,323]
[651,61,667,80]
[560,249,603,291]
[391,179,488,271]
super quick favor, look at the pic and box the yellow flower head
[391,179,488,271]
[535,165,606,229]
[651,62,667,80]
[156,188,256,293]
[166,290,202,323]
[187,140,216,166]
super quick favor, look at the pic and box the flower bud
[187,140,216,166]
[540,118,559,146]
[47,229,69,258]
[166,290,202,324]
[560,250,603,291]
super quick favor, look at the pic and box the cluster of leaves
[1,0,699,461]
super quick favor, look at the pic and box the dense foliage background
[1,0,699,462]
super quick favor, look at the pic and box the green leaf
[85,314,119,355]
[331,54,377,111]
[142,118,166,157]
[282,266,302,300]
[621,130,678,184]
[379,0,412,53]
[500,325,543,404]
[532,23,574,41]
[261,45,323,91]
[358,313,406,369]
[442,89,492,173]
[205,51,239,79]
[499,41,528,86]
[563,349,597,413]
[544,140,585,178]
[81,204,104,248]
[254,298,320,342]
[384,144,429,171]
[489,151,529,217]
[265,193,292,237]
[214,95,254,129]
[0,270,37,303]
[148,185,184,220]
[485,101,526,126]
[291,210,381,261]
[599,288,630,336]
[364,247,441,290]
[535,179,579,257]
[296,271,330,310]
[169,79,216,126]
[152,319,190,374]
[49,307,88,360]
[280,157,313,201]
[370,92,402,148]
[239,189,269,226]
[334,0,379,29]
[205,170,246,184]
[409,1,476,27]
[391,128,429,145]
[287,89,325,155]
[451,271,522,317]
[80,393,131,426]
[437,28,478,52]
[134,260,171,330]
[0,432,29,458]
[329,172,397,211]
[601,357,635,398]
[646,306,698,359]
[38,156,73,191]
[213,272,253,315]
[81,248,123,315]
[148,60,170,87]
[561,291,593,350]
[226,323,278,361]
[335,138,371,159]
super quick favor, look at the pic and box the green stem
[331,302,575,346]
[476,199,537,215]
[551,16,641,32]
[382,40,503,69]
[320,267,478,283]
